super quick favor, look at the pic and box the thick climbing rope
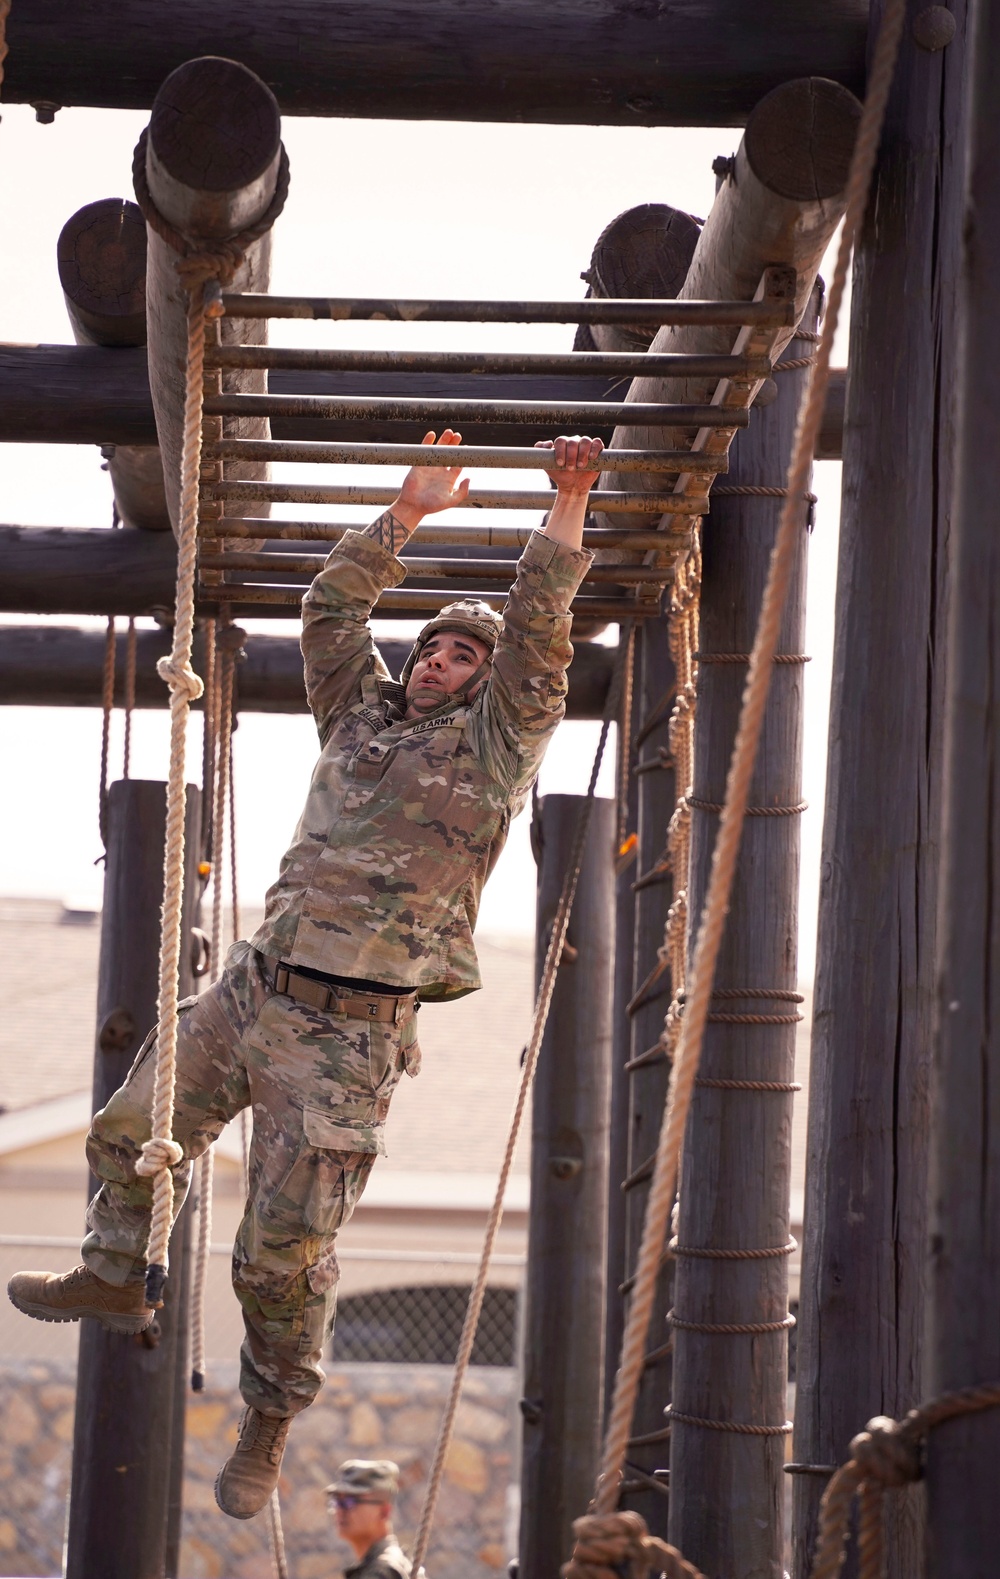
[808,1385,1000,1579]
[581,0,907,1529]
[134,282,209,1306]
[409,641,629,1576]
[129,115,288,1304]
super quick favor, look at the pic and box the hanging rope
[122,618,137,779]
[98,616,117,850]
[409,641,629,1576]
[808,1386,1000,1579]
[584,0,907,1526]
[134,283,209,1307]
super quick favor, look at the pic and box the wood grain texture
[0,621,616,719]
[5,1,866,127]
[926,0,1000,1566]
[600,79,857,525]
[521,795,615,1579]
[667,307,814,1579]
[0,344,849,456]
[67,781,200,1579]
[791,5,968,1575]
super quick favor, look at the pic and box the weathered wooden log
[521,794,614,1579]
[0,343,850,456]
[926,1,1000,1557]
[143,57,281,534]
[790,8,966,1575]
[600,77,860,526]
[4,2,867,127]
[58,198,171,531]
[576,206,703,355]
[67,779,200,1579]
[668,305,815,1579]
[0,622,616,718]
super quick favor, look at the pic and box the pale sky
[0,104,847,978]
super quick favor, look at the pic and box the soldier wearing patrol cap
[327,1460,411,1579]
[9,428,604,1521]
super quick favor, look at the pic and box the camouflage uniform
[82,527,592,1417]
[345,1537,412,1579]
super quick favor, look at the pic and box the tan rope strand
[190,1147,213,1391]
[593,0,905,1512]
[135,287,207,1305]
[123,618,138,779]
[410,658,625,1576]
[229,732,241,940]
[211,648,235,978]
[267,1489,290,1579]
[98,617,117,849]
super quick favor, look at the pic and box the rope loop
[136,1136,185,1176]
[132,125,291,289]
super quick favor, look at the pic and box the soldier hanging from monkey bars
[8,428,604,1520]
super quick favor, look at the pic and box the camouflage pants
[82,941,419,1416]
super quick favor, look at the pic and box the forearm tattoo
[364,509,411,556]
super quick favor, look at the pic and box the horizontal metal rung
[202,394,749,429]
[202,585,664,620]
[206,345,774,379]
[201,519,682,550]
[220,294,796,329]
[207,439,728,473]
[199,551,675,584]
[208,482,706,514]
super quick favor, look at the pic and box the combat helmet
[399,599,503,708]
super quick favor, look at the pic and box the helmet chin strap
[405,657,493,719]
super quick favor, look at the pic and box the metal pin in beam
[219,294,797,329]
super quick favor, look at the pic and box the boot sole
[7,1281,153,1336]
[214,1467,270,1520]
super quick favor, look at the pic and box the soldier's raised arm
[301,431,469,741]
[473,437,602,793]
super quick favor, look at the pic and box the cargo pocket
[262,1108,382,1245]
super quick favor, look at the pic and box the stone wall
[0,1362,517,1579]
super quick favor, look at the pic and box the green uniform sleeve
[300,529,407,743]
[473,530,594,793]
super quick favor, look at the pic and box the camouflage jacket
[344,1537,411,1579]
[250,528,592,999]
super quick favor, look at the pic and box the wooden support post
[67,779,202,1579]
[667,304,816,1577]
[614,614,677,1538]
[143,56,282,534]
[57,197,171,531]
[601,77,859,526]
[791,7,967,1574]
[520,793,615,1579]
[925,0,1000,1565]
[2,3,867,126]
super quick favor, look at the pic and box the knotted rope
[808,1386,1000,1579]
[582,0,907,1533]
[132,126,290,292]
[563,1511,707,1579]
[409,640,629,1576]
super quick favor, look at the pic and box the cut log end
[57,199,147,347]
[149,55,281,193]
[744,76,862,202]
[577,203,702,354]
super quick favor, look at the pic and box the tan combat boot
[215,1407,292,1519]
[7,1264,154,1334]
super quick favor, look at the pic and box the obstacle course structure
[2,2,1000,1576]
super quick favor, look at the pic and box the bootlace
[243,1409,291,1462]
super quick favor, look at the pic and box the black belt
[263,955,418,1026]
